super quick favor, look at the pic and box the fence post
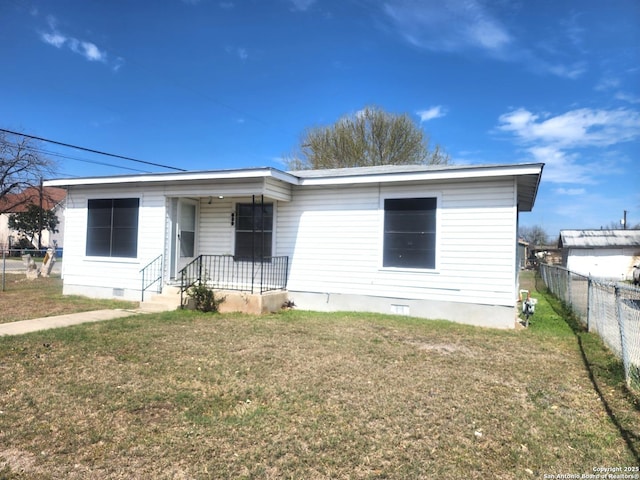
[2,247,5,292]
[586,276,592,332]
[614,286,631,388]
[141,268,146,302]
[180,269,185,309]
[566,268,572,305]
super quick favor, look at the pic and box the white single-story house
[559,229,640,281]
[44,162,543,328]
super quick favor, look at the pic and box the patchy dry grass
[0,275,137,323]
[0,271,638,478]
[0,317,638,476]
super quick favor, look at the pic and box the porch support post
[251,194,255,294]
[260,194,265,294]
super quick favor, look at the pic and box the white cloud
[416,106,446,122]
[595,76,640,104]
[615,92,640,104]
[595,76,620,92]
[555,187,586,196]
[113,57,125,72]
[497,107,640,148]
[497,107,640,185]
[378,2,596,81]
[526,145,594,184]
[226,46,248,61]
[38,15,115,69]
[68,39,107,62]
[562,12,585,51]
[381,0,511,55]
[41,32,67,48]
[544,61,587,80]
[289,0,316,11]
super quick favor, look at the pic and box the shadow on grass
[534,273,640,464]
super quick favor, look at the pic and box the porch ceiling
[161,178,292,202]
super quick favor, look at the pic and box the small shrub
[282,299,296,310]
[186,284,225,313]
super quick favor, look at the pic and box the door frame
[170,197,199,280]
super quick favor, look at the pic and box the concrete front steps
[139,286,183,313]
[140,286,289,315]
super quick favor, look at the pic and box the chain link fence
[539,263,640,390]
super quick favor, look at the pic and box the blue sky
[2,0,639,236]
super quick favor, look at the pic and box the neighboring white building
[559,229,640,281]
[44,163,543,328]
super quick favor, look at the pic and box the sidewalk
[0,309,141,336]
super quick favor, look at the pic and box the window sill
[83,256,139,264]
[379,267,440,274]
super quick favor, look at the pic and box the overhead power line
[0,139,152,174]
[34,148,151,173]
[0,128,186,172]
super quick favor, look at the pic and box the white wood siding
[61,186,167,299]
[278,179,518,307]
[61,175,520,306]
[62,184,286,298]
[198,197,234,255]
[264,178,292,202]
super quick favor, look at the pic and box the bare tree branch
[0,132,57,214]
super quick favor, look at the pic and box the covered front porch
[140,173,294,311]
[177,253,289,308]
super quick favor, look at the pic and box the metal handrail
[140,254,163,301]
[179,255,203,308]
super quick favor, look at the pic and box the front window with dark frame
[383,197,436,269]
[235,203,273,260]
[86,198,139,258]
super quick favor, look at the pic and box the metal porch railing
[179,254,289,307]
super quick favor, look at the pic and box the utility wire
[0,128,186,172]
[0,139,152,174]
[30,147,151,174]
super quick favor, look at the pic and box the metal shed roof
[558,229,640,249]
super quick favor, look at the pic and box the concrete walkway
[0,309,141,336]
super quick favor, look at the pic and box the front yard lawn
[0,275,137,324]
[1,283,639,478]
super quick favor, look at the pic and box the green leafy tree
[286,106,449,170]
[8,204,59,248]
